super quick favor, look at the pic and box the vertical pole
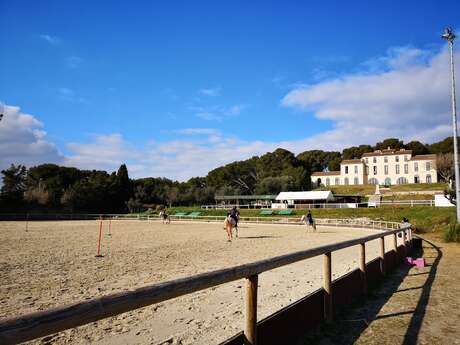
[402,230,407,257]
[379,237,385,276]
[245,275,258,345]
[394,232,399,263]
[25,212,29,232]
[359,243,367,294]
[323,252,333,322]
[448,37,460,222]
[96,216,103,257]
[108,218,112,236]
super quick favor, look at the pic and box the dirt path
[306,236,460,345]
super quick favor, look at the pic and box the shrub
[444,223,460,242]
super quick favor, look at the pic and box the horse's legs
[227,224,233,241]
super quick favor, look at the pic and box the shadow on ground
[300,238,442,345]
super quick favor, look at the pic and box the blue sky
[1,1,460,180]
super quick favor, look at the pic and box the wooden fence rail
[0,222,411,345]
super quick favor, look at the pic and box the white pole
[445,29,460,221]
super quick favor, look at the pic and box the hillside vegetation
[0,136,456,213]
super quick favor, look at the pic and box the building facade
[311,148,437,186]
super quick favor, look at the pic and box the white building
[311,148,437,186]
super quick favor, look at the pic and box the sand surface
[0,220,402,344]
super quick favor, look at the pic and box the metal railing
[0,219,412,345]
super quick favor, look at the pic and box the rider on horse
[230,206,239,227]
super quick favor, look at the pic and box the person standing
[307,211,316,231]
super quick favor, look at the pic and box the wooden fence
[0,220,412,345]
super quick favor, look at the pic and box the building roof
[410,154,437,161]
[340,159,363,164]
[311,171,340,176]
[215,195,276,200]
[362,149,412,157]
[276,191,334,201]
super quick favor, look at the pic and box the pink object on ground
[413,258,426,268]
[405,257,414,265]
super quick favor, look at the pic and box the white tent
[275,191,335,202]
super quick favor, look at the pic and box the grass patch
[444,223,460,242]
[390,182,447,192]
[315,185,375,196]
[314,183,447,196]
[381,194,434,201]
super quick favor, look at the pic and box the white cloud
[58,87,88,103]
[66,56,83,69]
[174,128,220,135]
[39,34,60,45]
[190,104,245,121]
[282,45,455,146]
[199,87,221,97]
[0,105,63,171]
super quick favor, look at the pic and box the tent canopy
[275,191,334,201]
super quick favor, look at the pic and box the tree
[166,186,179,207]
[375,138,404,151]
[342,145,373,160]
[404,141,429,155]
[1,164,27,202]
[436,153,454,182]
[428,136,457,154]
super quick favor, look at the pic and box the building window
[373,166,377,175]
[426,174,432,183]
[365,158,368,163]
[397,177,408,184]
[404,164,409,174]
[384,178,392,186]
[414,162,418,172]
[384,156,388,163]
[354,165,358,174]
[335,177,340,185]
[326,178,330,186]
[344,177,349,185]
[395,165,400,174]
[404,155,409,162]
[395,156,399,162]
[368,178,378,185]
[384,165,388,175]
[426,162,431,171]
[345,166,348,174]
[354,177,359,185]
[373,157,377,163]
[317,178,322,186]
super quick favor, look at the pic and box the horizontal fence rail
[0,220,412,345]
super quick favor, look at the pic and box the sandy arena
[0,220,402,344]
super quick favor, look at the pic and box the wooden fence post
[379,237,385,276]
[402,231,407,257]
[323,252,333,322]
[245,275,258,345]
[359,243,367,295]
[393,233,398,263]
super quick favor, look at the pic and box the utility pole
[442,27,460,221]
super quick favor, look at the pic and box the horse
[159,211,170,224]
[223,215,239,241]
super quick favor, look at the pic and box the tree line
[0,136,456,213]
